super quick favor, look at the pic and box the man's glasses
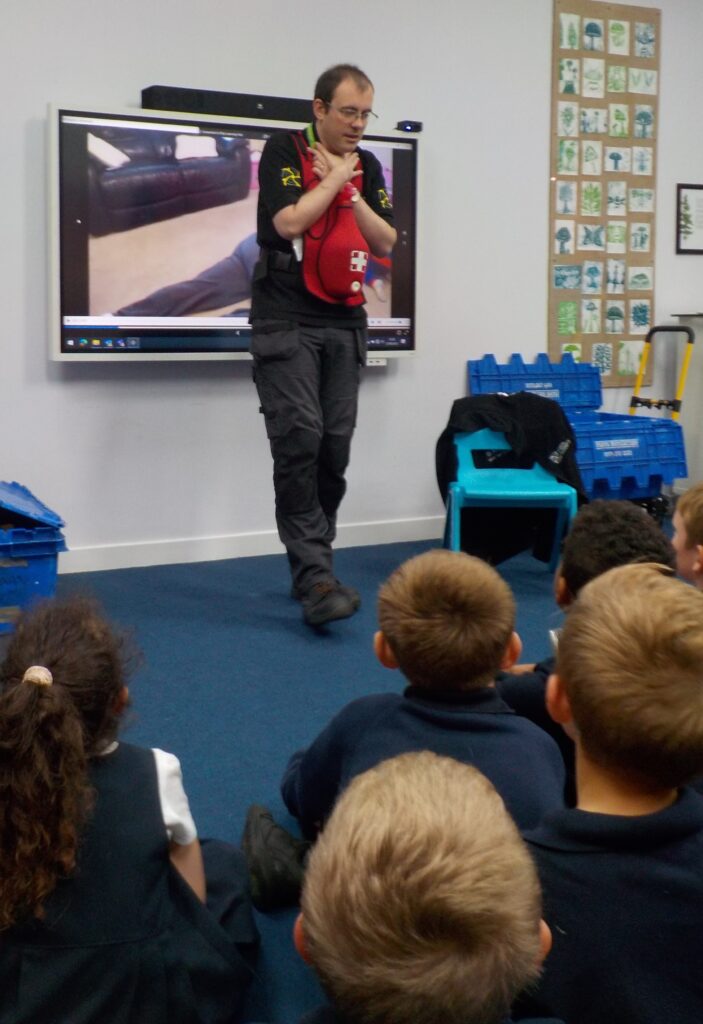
[325,103,378,125]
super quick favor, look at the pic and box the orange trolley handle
[629,325,695,422]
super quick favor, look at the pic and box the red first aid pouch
[292,130,369,306]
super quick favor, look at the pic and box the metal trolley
[630,325,695,422]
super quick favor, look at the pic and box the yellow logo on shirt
[377,188,392,209]
[281,166,302,188]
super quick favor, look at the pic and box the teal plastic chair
[447,428,578,571]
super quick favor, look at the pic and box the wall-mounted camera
[396,120,423,133]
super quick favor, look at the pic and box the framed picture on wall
[676,184,703,254]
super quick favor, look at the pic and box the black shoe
[241,804,310,912]
[292,579,361,611]
[335,580,361,610]
[301,580,358,626]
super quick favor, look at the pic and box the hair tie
[22,666,53,688]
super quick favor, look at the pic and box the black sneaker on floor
[241,804,310,913]
[292,579,361,608]
[300,580,358,627]
[333,580,361,610]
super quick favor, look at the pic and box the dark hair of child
[0,596,135,929]
[560,499,675,597]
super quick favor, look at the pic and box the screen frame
[48,103,418,363]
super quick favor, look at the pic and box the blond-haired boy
[295,751,559,1024]
[673,482,703,586]
[497,499,675,801]
[281,549,565,838]
[520,564,703,1023]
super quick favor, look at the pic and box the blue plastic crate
[467,354,687,500]
[0,482,67,635]
[468,353,601,410]
[568,412,687,499]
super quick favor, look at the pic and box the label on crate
[525,382,560,400]
[594,437,639,457]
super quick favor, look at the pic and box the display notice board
[549,0,660,385]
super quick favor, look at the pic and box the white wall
[3,0,703,571]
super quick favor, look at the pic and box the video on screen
[53,108,417,360]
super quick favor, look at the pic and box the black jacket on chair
[435,392,586,566]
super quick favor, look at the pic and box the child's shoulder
[336,691,404,719]
[90,742,161,788]
[93,740,154,765]
[526,786,703,855]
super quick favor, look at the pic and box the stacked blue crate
[467,354,687,500]
[0,482,67,634]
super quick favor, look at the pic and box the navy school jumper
[518,787,703,1024]
[281,685,566,838]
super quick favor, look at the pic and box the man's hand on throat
[309,143,361,190]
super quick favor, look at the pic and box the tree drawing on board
[610,107,627,137]
[560,60,578,94]
[582,300,600,332]
[606,305,625,332]
[584,264,602,291]
[555,226,572,254]
[560,105,576,135]
[607,260,625,291]
[608,150,624,171]
[608,65,627,92]
[635,108,653,138]
[584,21,603,49]
[559,140,577,172]
[635,22,655,58]
[634,148,651,173]
[558,302,578,335]
[631,224,650,251]
[631,303,651,329]
[630,271,652,289]
[609,22,626,49]
[558,182,575,214]
[583,144,600,174]
[593,343,613,375]
[582,183,602,215]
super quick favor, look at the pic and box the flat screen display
[49,105,417,361]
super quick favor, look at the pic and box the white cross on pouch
[350,251,369,273]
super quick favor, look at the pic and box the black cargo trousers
[251,320,367,594]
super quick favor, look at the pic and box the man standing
[250,65,396,627]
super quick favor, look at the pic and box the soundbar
[141,84,311,123]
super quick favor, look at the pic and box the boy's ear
[538,919,553,965]
[374,631,399,670]
[293,912,313,964]
[546,673,573,726]
[694,545,703,575]
[554,573,573,608]
[499,631,523,670]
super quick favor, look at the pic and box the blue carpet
[52,541,559,1022]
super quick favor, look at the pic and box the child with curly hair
[0,595,258,1024]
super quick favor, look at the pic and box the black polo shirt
[251,127,394,327]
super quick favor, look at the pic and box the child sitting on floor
[0,596,258,1024]
[497,499,675,801]
[244,549,565,910]
[295,751,562,1024]
[672,481,703,586]
[518,564,703,1023]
